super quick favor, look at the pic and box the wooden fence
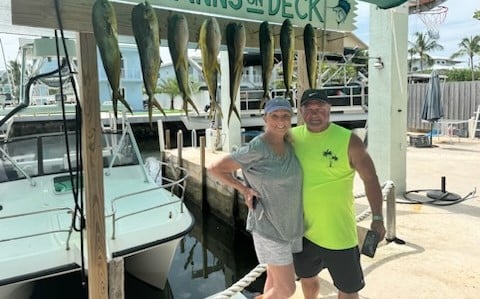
[408,81,480,135]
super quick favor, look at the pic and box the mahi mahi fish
[92,0,132,118]
[132,1,165,126]
[303,23,318,89]
[167,14,199,117]
[198,17,222,119]
[259,21,274,110]
[280,19,295,100]
[225,22,245,125]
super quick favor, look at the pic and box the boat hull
[0,282,34,299]
[125,238,181,290]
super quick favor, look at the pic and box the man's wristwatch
[372,215,384,222]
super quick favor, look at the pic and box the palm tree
[407,46,417,72]
[409,32,444,72]
[156,78,180,110]
[7,60,21,101]
[474,10,480,21]
[450,35,480,81]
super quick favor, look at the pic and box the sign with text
[119,0,357,31]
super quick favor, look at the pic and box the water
[28,136,264,299]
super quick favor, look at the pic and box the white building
[408,55,462,72]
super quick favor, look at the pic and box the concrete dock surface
[291,136,480,299]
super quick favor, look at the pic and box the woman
[209,98,303,298]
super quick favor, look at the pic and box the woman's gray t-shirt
[231,135,303,243]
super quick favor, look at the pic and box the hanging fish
[225,22,245,125]
[259,21,274,110]
[280,19,295,100]
[332,0,351,25]
[132,1,165,126]
[167,14,199,117]
[198,17,222,119]
[92,0,133,118]
[303,23,318,89]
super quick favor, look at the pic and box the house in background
[408,55,463,72]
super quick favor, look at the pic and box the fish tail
[115,90,133,116]
[185,95,200,116]
[152,97,167,117]
[148,96,166,128]
[228,104,241,126]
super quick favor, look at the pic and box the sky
[1,0,480,71]
[353,0,480,67]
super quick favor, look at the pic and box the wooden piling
[177,130,183,168]
[77,32,108,299]
[108,258,124,299]
[200,136,208,212]
[157,119,165,161]
[165,129,171,149]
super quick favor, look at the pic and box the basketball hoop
[416,6,448,40]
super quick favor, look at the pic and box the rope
[213,264,267,299]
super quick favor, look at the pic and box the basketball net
[416,6,448,40]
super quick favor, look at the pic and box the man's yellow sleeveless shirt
[292,123,358,250]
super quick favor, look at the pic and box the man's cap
[264,97,293,114]
[301,89,330,106]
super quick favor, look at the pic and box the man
[292,89,386,299]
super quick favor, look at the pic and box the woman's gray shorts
[252,231,303,265]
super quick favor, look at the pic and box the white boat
[0,121,194,298]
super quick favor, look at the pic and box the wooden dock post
[157,119,165,161]
[177,130,183,168]
[77,32,108,299]
[200,136,209,212]
[108,258,125,299]
[165,129,171,149]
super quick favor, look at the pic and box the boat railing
[319,83,368,109]
[105,121,149,182]
[239,88,298,111]
[0,207,75,250]
[108,162,189,240]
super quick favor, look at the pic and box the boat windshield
[0,131,139,182]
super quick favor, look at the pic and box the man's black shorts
[293,237,365,293]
